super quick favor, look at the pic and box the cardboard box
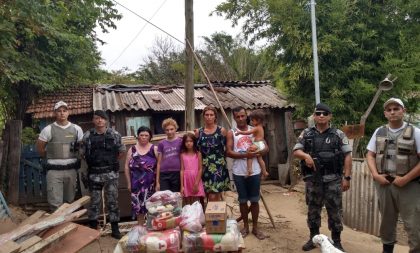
[205,201,227,234]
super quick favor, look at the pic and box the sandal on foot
[252,230,269,240]
[240,228,249,238]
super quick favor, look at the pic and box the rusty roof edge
[95,81,272,92]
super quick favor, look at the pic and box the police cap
[315,103,332,113]
[94,110,108,120]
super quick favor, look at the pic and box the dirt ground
[79,183,409,253]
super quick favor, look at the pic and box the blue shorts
[233,174,261,204]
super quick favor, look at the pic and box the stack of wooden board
[0,196,100,253]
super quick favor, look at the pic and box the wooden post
[7,120,22,205]
[184,0,195,131]
[285,111,299,189]
[0,124,10,194]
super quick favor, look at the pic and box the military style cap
[94,110,109,120]
[315,103,332,113]
[54,101,68,110]
[383,97,404,109]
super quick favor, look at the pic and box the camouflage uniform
[294,127,351,234]
[83,128,125,223]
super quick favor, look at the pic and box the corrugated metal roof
[26,86,93,119]
[27,82,293,118]
[93,90,149,112]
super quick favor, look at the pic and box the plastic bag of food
[180,201,205,232]
[146,191,182,214]
[145,211,182,231]
[182,219,240,253]
[125,225,148,252]
[140,228,181,253]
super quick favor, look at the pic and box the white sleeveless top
[231,126,262,176]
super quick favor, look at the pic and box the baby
[235,109,269,178]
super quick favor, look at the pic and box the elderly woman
[195,106,230,201]
[124,126,158,224]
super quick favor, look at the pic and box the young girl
[235,109,269,178]
[180,132,205,205]
[156,118,182,192]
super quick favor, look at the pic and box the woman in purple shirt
[124,126,158,224]
[156,118,182,193]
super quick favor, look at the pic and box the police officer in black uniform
[293,103,352,251]
[82,110,126,239]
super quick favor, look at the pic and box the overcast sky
[96,0,241,72]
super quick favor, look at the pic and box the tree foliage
[215,0,419,132]
[198,32,274,81]
[0,0,121,120]
[132,33,274,84]
[134,37,188,84]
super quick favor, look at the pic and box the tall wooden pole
[185,0,195,131]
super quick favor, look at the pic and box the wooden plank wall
[342,159,380,236]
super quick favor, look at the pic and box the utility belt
[300,158,341,177]
[88,164,119,174]
[44,160,81,171]
[378,172,419,183]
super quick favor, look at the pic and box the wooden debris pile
[0,196,100,253]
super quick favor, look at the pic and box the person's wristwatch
[344,176,351,181]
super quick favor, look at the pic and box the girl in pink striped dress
[180,132,205,205]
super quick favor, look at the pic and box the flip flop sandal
[252,230,269,240]
[240,228,249,238]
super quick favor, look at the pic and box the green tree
[0,0,121,120]
[215,0,420,133]
[133,33,274,84]
[134,37,188,84]
[198,32,274,81]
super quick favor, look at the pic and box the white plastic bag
[125,225,148,252]
[180,201,205,232]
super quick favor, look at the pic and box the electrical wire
[109,0,169,68]
[111,0,184,45]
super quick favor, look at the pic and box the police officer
[82,110,126,239]
[36,101,83,211]
[366,98,420,253]
[293,103,352,251]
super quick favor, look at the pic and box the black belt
[44,160,80,171]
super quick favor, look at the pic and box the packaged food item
[125,226,181,253]
[125,225,148,253]
[145,191,183,231]
[180,201,205,232]
[146,191,182,213]
[205,201,227,234]
[182,219,240,253]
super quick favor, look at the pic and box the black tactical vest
[301,127,344,176]
[85,128,119,173]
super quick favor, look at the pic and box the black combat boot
[302,228,319,251]
[383,244,394,253]
[89,220,98,230]
[111,222,122,239]
[332,231,345,252]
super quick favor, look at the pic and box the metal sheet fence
[343,159,381,236]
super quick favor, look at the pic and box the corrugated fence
[343,159,381,236]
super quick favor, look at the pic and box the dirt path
[240,184,408,253]
[81,184,409,252]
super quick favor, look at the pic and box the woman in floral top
[195,106,230,201]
